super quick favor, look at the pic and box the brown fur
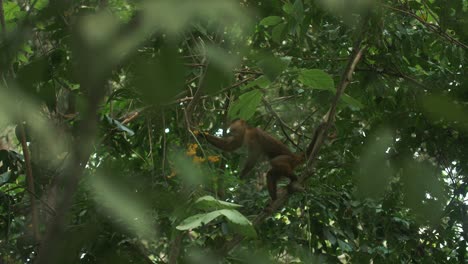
[198,119,303,200]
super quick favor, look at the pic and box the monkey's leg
[286,173,304,194]
[270,155,304,195]
[266,170,278,200]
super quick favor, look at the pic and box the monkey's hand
[193,130,208,139]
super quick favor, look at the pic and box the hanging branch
[216,92,233,199]
[172,75,256,105]
[184,35,208,128]
[304,40,366,165]
[184,60,207,127]
[18,123,40,242]
[382,3,468,50]
[219,37,367,255]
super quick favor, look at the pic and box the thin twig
[23,186,56,216]
[355,67,426,89]
[218,75,257,94]
[170,75,257,105]
[161,110,167,177]
[382,3,468,50]
[217,92,232,198]
[146,115,153,164]
[185,39,208,126]
[262,99,299,149]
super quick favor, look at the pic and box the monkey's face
[228,119,246,138]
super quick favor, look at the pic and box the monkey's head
[228,119,247,138]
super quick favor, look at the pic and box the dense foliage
[0,0,467,263]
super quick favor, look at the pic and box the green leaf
[337,239,353,252]
[323,228,337,245]
[299,69,362,109]
[272,23,286,44]
[17,53,28,63]
[298,69,334,90]
[243,76,271,90]
[176,212,221,230]
[282,2,293,14]
[223,209,257,238]
[292,0,305,23]
[341,93,363,109]
[392,217,410,229]
[0,171,12,185]
[34,0,49,10]
[194,195,243,210]
[176,209,257,238]
[257,55,290,81]
[260,16,282,26]
[228,90,263,120]
[4,1,20,21]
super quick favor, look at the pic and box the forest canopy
[0,0,467,263]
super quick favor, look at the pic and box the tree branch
[18,123,40,242]
[382,3,468,50]
[220,37,367,255]
[168,231,185,264]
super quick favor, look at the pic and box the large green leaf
[341,93,364,109]
[260,16,282,26]
[298,69,363,109]
[292,0,305,23]
[194,195,243,210]
[0,171,12,185]
[257,54,290,81]
[228,90,263,120]
[272,23,287,44]
[3,1,22,21]
[298,69,334,90]
[242,76,271,90]
[176,209,257,238]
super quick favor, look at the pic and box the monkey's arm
[199,133,243,152]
